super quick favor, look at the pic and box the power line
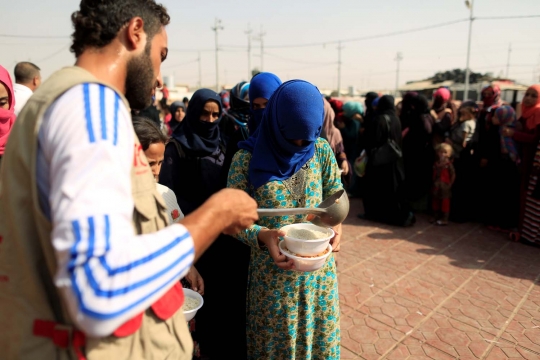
[223,18,470,49]
[263,52,335,65]
[35,44,71,62]
[476,15,540,20]
[162,58,199,69]
[0,34,68,39]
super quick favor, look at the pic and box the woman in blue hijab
[228,80,343,360]
[248,72,282,135]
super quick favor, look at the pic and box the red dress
[432,160,455,213]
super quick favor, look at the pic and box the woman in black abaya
[360,95,415,226]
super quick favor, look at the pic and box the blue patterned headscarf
[239,80,324,189]
[248,72,282,135]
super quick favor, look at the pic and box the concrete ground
[338,199,540,360]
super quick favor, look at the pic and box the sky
[1,0,540,92]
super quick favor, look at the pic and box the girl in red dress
[432,143,456,225]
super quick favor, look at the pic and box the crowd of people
[1,1,540,360]
[324,84,540,240]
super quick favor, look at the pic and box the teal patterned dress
[227,138,342,360]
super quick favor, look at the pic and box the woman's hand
[340,161,350,176]
[185,267,204,295]
[330,224,342,252]
[258,229,294,270]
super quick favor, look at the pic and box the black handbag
[371,115,402,167]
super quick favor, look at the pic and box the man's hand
[207,189,259,235]
[181,189,258,261]
[258,229,294,271]
[185,267,204,295]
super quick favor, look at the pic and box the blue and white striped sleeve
[40,83,194,337]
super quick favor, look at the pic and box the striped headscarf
[495,105,519,163]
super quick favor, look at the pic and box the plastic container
[279,241,333,272]
[182,288,204,322]
[280,223,334,257]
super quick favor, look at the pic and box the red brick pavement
[339,199,540,359]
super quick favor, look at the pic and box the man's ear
[124,17,146,51]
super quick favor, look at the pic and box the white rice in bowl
[287,228,328,240]
[182,296,200,312]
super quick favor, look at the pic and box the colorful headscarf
[495,105,519,163]
[322,98,343,154]
[172,88,223,157]
[239,80,324,189]
[481,84,502,108]
[248,72,282,135]
[433,87,451,103]
[521,84,540,131]
[342,101,364,119]
[220,90,230,110]
[328,98,344,116]
[0,65,16,156]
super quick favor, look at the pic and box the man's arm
[42,84,256,337]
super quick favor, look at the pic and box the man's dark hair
[132,116,167,151]
[14,62,41,84]
[70,0,170,57]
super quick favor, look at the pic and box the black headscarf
[169,101,185,133]
[365,92,379,118]
[377,95,396,115]
[172,88,223,157]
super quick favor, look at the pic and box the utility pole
[464,0,474,100]
[337,41,344,97]
[211,18,223,92]
[506,43,512,79]
[245,24,253,80]
[197,51,202,88]
[395,52,403,98]
[255,25,266,71]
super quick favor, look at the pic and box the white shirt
[156,183,185,224]
[13,83,33,116]
[36,83,194,337]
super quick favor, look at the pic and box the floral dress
[227,138,342,360]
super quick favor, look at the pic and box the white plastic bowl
[279,241,333,272]
[280,223,335,257]
[182,288,204,322]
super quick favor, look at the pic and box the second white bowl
[279,241,333,272]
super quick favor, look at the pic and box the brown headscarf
[322,98,343,154]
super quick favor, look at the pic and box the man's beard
[125,43,155,111]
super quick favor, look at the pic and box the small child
[432,143,456,225]
[448,103,477,157]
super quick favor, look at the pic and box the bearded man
[0,1,258,359]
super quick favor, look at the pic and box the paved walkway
[339,199,540,360]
